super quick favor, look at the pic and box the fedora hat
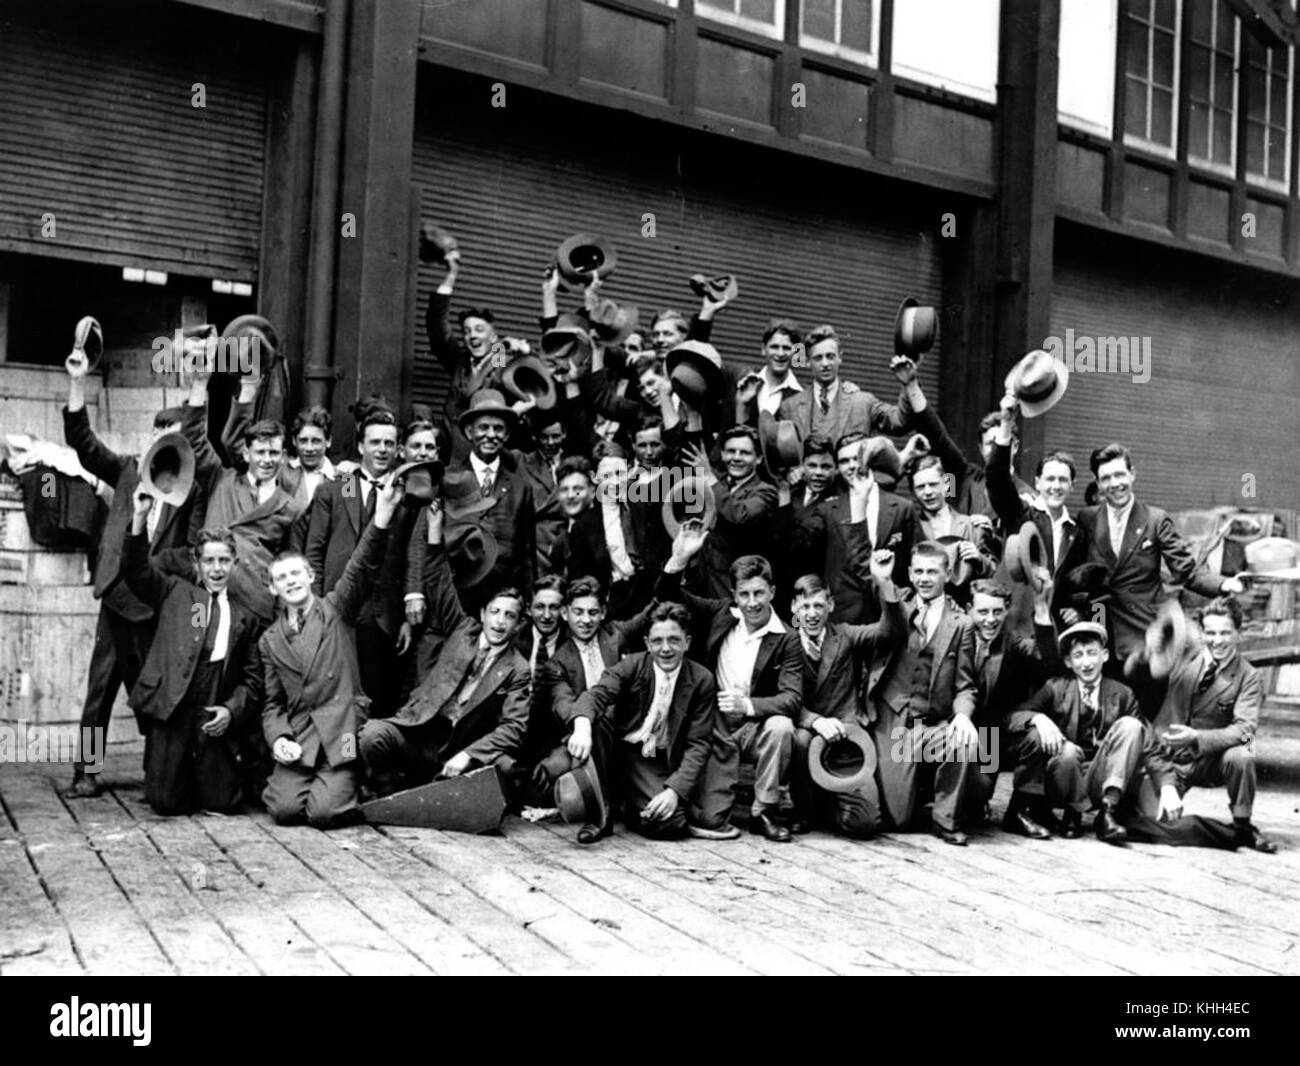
[73,316,104,372]
[1145,601,1190,679]
[140,432,196,507]
[758,411,801,476]
[860,436,903,480]
[688,273,740,303]
[809,722,877,794]
[665,340,727,407]
[1058,620,1108,655]
[418,221,459,265]
[936,534,975,587]
[588,298,640,345]
[360,766,507,833]
[894,297,938,359]
[661,476,719,539]
[457,388,518,434]
[500,355,558,411]
[391,459,444,508]
[556,232,618,286]
[221,314,278,385]
[1065,561,1110,597]
[541,311,593,377]
[1005,349,1069,418]
[1005,520,1049,590]
[445,522,500,589]
[554,762,607,828]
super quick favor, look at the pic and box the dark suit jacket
[867,594,977,723]
[123,531,260,728]
[1079,501,1225,658]
[549,496,669,619]
[443,454,537,598]
[776,378,911,443]
[798,601,904,729]
[392,542,530,766]
[259,523,389,768]
[305,472,382,596]
[974,622,1058,730]
[798,488,917,623]
[573,653,718,799]
[696,475,779,599]
[63,406,195,622]
[544,608,652,729]
[1130,650,1261,758]
[655,569,803,730]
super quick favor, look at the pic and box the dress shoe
[1060,810,1084,839]
[1002,808,1050,840]
[933,826,968,846]
[778,809,812,835]
[62,773,102,799]
[1234,824,1278,854]
[688,822,741,840]
[1094,807,1128,845]
[577,822,612,846]
[750,811,792,843]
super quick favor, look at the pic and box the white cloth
[574,638,606,691]
[757,368,801,415]
[1106,500,1134,557]
[3,434,101,487]
[245,469,277,505]
[856,476,880,545]
[716,609,786,699]
[601,501,636,581]
[913,597,942,645]
[208,589,231,663]
[625,663,680,756]
[146,500,163,544]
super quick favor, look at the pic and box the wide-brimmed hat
[665,340,727,407]
[688,273,740,303]
[1058,620,1108,655]
[1005,520,1049,590]
[588,298,640,346]
[418,221,459,265]
[221,314,279,385]
[661,476,718,538]
[556,232,618,286]
[809,722,877,794]
[73,315,104,372]
[140,433,196,507]
[936,534,975,587]
[554,762,607,828]
[1146,601,1190,679]
[759,411,801,477]
[500,355,558,411]
[860,436,903,480]
[391,459,444,508]
[445,522,499,589]
[894,297,938,359]
[457,388,518,434]
[541,311,593,377]
[1005,349,1069,418]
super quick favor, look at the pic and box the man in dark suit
[259,477,401,827]
[124,504,261,815]
[564,602,718,843]
[62,348,195,797]
[787,560,902,838]
[867,541,983,845]
[798,433,919,622]
[442,389,537,612]
[359,498,530,796]
[1125,599,1277,853]
[771,433,838,606]
[425,247,504,426]
[1080,443,1241,662]
[657,527,804,842]
[515,420,568,568]
[1006,622,1174,844]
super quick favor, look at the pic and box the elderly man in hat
[787,557,901,838]
[1080,443,1242,665]
[359,497,530,798]
[1124,599,1277,853]
[62,347,196,797]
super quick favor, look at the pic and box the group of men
[57,238,1276,854]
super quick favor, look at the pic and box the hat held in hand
[73,316,104,372]
[665,340,726,407]
[894,297,938,359]
[419,221,459,265]
[555,232,617,287]
[140,433,196,507]
[688,273,739,303]
[501,355,559,412]
[1005,349,1069,418]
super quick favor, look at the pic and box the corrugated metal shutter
[0,12,267,279]
[411,83,943,420]
[1047,235,1300,512]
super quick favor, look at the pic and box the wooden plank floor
[3,704,1299,976]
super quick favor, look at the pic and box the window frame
[1184,0,1240,179]
[1122,0,1183,159]
[1243,26,1294,192]
[798,0,880,68]
[693,0,786,41]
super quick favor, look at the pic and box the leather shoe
[779,809,812,835]
[62,774,102,799]
[1094,807,1128,845]
[1002,808,1050,840]
[577,822,612,846]
[933,826,968,846]
[750,811,792,843]
[1235,824,1278,854]
[1060,810,1084,839]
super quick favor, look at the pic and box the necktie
[975,639,990,674]
[818,385,831,414]
[1197,658,1219,695]
[362,478,377,525]
[802,631,823,663]
[479,469,495,499]
[579,640,605,689]
[459,646,490,706]
[535,636,550,667]
[1082,683,1098,714]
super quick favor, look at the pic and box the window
[1185,0,1238,174]
[801,0,877,64]
[1244,31,1293,190]
[695,0,784,39]
[1059,0,1118,137]
[1123,0,1181,155]
[891,0,1000,102]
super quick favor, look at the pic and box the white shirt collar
[728,608,786,639]
[469,453,500,480]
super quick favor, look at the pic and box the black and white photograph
[0,0,1296,1024]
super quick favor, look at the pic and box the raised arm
[327,478,400,624]
[420,502,471,636]
[63,351,129,486]
[123,494,172,608]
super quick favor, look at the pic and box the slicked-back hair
[193,526,237,557]
[720,424,761,452]
[245,419,286,446]
[566,576,607,607]
[1090,442,1134,476]
[457,307,495,327]
[487,586,525,614]
[802,433,835,461]
[556,455,595,484]
[648,601,692,634]
[359,408,398,439]
[592,440,628,464]
[1035,450,1077,481]
[968,579,1012,604]
[291,405,333,440]
[531,574,567,600]
[791,574,829,600]
[911,540,950,567]
[1194,597,1243,631]
[652,309,688,334]
[730,554,774,589]
[804,323,838,349]
[763,318,802,346]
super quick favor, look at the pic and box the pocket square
[887,532,902,546]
